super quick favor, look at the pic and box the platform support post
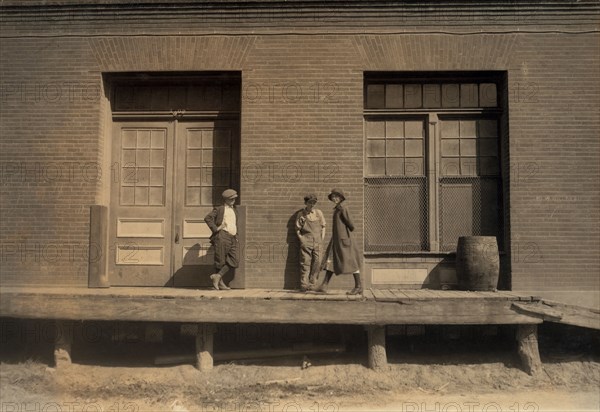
[196,323,216,371]
[516,324,542,375]
[54,320,73,368]
[366,325,387,370]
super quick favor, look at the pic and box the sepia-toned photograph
[0,1,599,411]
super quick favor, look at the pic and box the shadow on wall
[283,210,302,290]
[170,243,218,288]
[423,251,510,290]
[423,257,458,289]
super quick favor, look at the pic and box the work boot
[315,271,333,293]
[218,278,231,290]
[299,278,310,292]
[209,274,221,290]
[347,272,363,295]
[308,274,318,291]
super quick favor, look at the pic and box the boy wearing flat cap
[204,188,239,290]
[295,194,326,291]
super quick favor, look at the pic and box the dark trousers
[214,231,239,272]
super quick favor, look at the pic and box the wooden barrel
[455,236,500,291]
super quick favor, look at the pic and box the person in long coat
[316,188,363,295]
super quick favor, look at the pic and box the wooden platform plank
[389,289,411,302]
[324,291,354,301]
[363,289,375,301]
[455,291,489,300]
[345,292,360,301]
[399,290,433,301]
[296,291,318,300]
[264,290,288,300]
[0,289,542,325]
[217,289,248,299]
[371,288,391,302]
[496,291,521,300]
[368,299,543,325]
[494,291,521,300]
[240,289,266,299]
[380,289,400,301]
[304,292,329,301]
[434,290,463,299]
[278,291,311,300]
[472,291,506,300]
[538,300,600,330]
[195,291,224,300]
[417,289,439,298]
[511,302,563,322]
[502,292,537,302]
[436,290,465,298]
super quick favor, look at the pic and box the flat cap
[222,189,238,199]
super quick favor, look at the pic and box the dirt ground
[1,322,599,412]
[1,352,599,412]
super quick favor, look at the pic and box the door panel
[172,120,242,287]
[109,122,174,286]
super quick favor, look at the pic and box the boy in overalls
[295,194,326,291]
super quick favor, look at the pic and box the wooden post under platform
[54,320,73,368]
[366,325,387,370]
[516,324,542,375]
[196,323,217,371]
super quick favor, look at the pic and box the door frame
[107,114,243,287]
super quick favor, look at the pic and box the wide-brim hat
[304,193,318,203]
[328,188,345,201]
[222,189,238,199]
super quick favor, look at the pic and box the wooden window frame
[364,73,505,255]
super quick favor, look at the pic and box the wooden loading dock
[1,287,598,374]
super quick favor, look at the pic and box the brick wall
[239,35,364,289]
[0,37,102,286]
[0,3,598,301]
[507,34,600,298]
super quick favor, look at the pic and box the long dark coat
[324,201,361,275]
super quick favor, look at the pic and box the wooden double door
[108,119,241,287]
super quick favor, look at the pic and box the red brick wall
[1,4,598,298]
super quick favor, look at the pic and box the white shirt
[222,205,237,236]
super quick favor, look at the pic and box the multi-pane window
[366,119,425,176]
[365,118,428,252]
[364,74,504,253]
[440,119,499,177]
[439,117,501,251]
[185,127,232,206]
[366,82,498,109]
[120,128,166,206]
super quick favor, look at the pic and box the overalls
[299,216,322,289]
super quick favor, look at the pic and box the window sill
[364,251,506,257]
[364,251,455,257]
